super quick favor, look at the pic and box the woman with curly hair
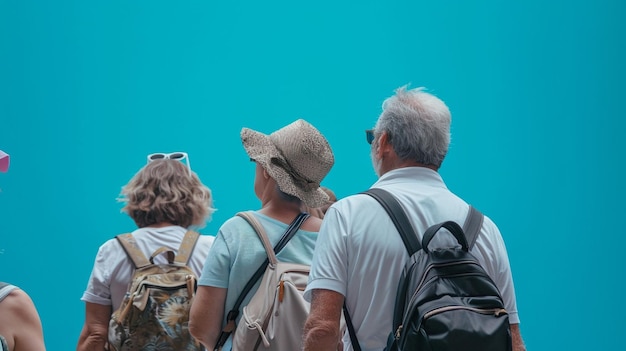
[77,153,215,351]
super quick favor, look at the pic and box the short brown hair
[118,160,214,228]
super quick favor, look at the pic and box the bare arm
[510,323,526,351]
[0,288,46,351]
[76,302,112,351]
[303,289,344,351]
[189,285,227,350]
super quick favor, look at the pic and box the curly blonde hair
[118,159,215,228]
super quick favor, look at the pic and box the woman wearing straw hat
[189,119,335,351]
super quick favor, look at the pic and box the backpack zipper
[186,274,196,299]
[278,281,285,302]
[115,291,137,323]
[414,260,480,294]
[394,307,507,341]
[399,260,488,328]
[277,269,309,303]
[116,277,195,323]
[423,305,508,320]
[411,260,484,303]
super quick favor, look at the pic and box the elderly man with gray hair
[303,86,526,351]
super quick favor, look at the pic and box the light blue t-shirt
[198,211,318,349]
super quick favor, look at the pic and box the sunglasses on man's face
[365,129,375,144]
[147,152,192,175]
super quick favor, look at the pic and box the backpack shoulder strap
[463,206,484,250]
[343,303,362,351]
[116,233,151,269]
[236,212,277,265]
[174,230,200,265]
[362,188,421,255]
[214,211,309,351]
[352,188,420,351]
[0,283,17,302]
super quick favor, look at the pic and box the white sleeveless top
[0,282,18,351]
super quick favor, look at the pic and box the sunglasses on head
[147,152,192,175]
[365,129,375,144]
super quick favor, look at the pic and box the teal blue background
[1,1,624,350]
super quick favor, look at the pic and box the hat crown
[241,119,334,208]
[268,119,334,186]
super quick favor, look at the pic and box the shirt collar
[372,166,447,189]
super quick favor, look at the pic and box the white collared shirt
[81,226,214,310]
[305,167,520,351]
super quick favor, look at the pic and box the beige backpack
[215,211,310,351]
[108,231,203,351]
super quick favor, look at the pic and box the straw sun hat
[241,119,334,208]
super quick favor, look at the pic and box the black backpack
[346,188,511,351]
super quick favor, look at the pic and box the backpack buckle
[395,325,403,340]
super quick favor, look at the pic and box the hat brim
[241,128,329,208]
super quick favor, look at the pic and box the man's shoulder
[331,191,379,210]
[335,187,414,206]
[323,191,395,227]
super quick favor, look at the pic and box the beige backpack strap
[150,247,175,264]
[116,233,151,269]
[236,211,278,266]
[174,230,200,265]
[214,211,309,350]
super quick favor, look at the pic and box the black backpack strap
[213,211,309,351]
[362,188,421,255]
[343,303,362,351]
[463,206,484,250]
[349,188,420,350]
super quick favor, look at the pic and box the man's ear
[376,131,392,156]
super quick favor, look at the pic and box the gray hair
[375,85,451,167]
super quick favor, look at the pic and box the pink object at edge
[0,150,9,173]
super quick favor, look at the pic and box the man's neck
[379,158,438,176]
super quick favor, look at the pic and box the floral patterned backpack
[108,231,203,351]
